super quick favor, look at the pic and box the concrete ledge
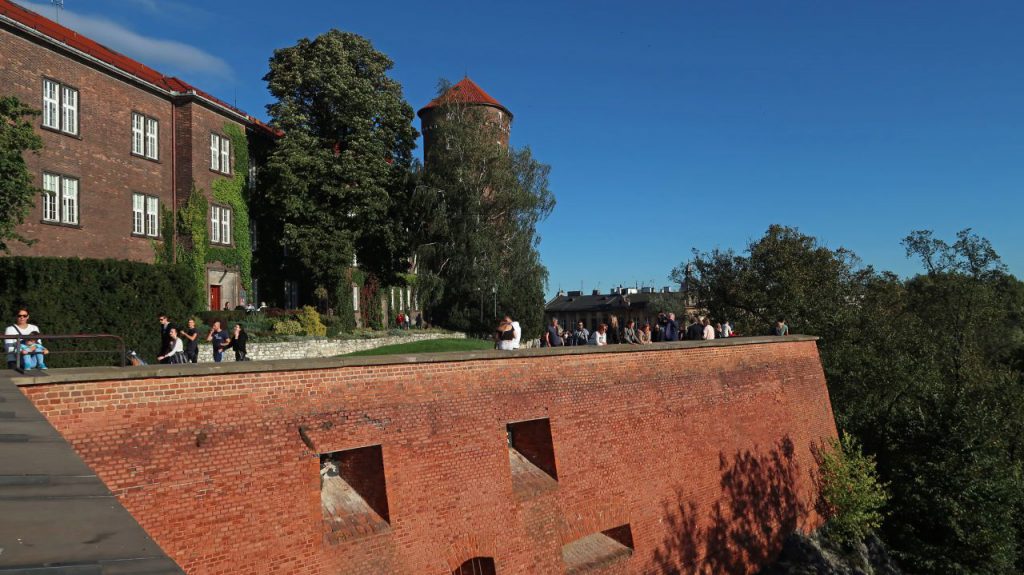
[3,335,819,387]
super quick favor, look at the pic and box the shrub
[818,431,889,546]
[0,257,197,365]
[272,319,303,336]
[298,305,326,337]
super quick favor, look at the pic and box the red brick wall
[20,340,837,574]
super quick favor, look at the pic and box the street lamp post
[492,285,497,318]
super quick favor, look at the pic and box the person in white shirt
[509,316,522,349]
[588,323,608,346]
[702,318,716,340]
[722,321,733,338]
[6,308,40,369]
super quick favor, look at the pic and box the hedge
[0,257,197,366]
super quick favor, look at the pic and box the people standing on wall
[685,316,704,341]
[543,318,564,347]
[495,318,516,350]
[572,321,590,347]
[230,324,249,361]
[207,321,230,363]
[5,308,39,369]
[588,323,608,346]
[622,320,641,344]
[774,318,789,336]
[157,313,173,364]
[509,316,522,349]
[157,327,186,364]
[181,318,200,363]
[662,313,679,342]
[702,318,716,340]
[607,315,621,345]
[639,323,653,344]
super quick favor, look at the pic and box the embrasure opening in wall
[507,418,558,498]
[320,444,390,542]
[562,524,634,574]
[452,557,496,575]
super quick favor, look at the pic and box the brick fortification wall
[19,337,836,574]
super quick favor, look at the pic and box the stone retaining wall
[197,331,466,362]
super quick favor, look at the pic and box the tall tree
[0,96,43,252]
[260,30,418,302]
[412,84,554,336]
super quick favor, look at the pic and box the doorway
[209,284,222,311]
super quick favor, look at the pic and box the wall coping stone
[5,335,819,387]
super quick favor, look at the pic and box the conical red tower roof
[417,77,512,118]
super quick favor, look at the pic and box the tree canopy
[0,96,43,252]
[677,226,1024,573]
[260,30,418,302]
[411,82,554,336]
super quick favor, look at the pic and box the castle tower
[417,77,512,167]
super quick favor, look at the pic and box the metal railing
[6,333,127,373]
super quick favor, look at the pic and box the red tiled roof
[417,77,512,118]
[0,0,279,136]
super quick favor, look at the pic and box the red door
[209,285,221,311]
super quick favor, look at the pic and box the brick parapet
[14,337,836,574]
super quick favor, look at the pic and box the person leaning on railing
[5,307,40,369]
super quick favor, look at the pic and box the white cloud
[17,1,231,78]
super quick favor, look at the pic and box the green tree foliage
[261,30,418,303]
[297,305,326,337]
[679,226,1024,573]
[412,84,554,337]
[818,432,889,546]
[0,96,43,252]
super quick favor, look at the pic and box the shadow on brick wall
[652,436,806,574]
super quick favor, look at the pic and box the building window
[42,79,78,136]
[132,193,159,237]
[352,284,360,312]
[209,133,231,174]
[131,113,159,160]
[210,205,232,245]
[42,172,78,225]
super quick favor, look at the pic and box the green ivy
[154,122,252,311]
[335,267,368,331]
[208,123,252,292]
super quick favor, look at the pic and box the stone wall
[16,336,837,574]
[198,331,467,362]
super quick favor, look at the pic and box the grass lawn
[343,338,493,357]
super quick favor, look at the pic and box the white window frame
[132,113,145,156]
[220,207,231,244]
[210,133,219,170]
[61,177,78,225]
[210,205,231,245]
[42,80,59,130]
[132,193,145,235]
[220,137,231,174]
[42,173,60,222]
[42,79,79,135]
[61,86,78,136]
[145,117,159,160]
[210,205,221,243]
[210,133,231,174]
[145,195,159,237]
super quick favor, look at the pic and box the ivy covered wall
[156,122,252,311]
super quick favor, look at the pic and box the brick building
[0,0,274,310]
[544,287,696,332]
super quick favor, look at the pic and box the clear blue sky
[23,0,1024,296]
